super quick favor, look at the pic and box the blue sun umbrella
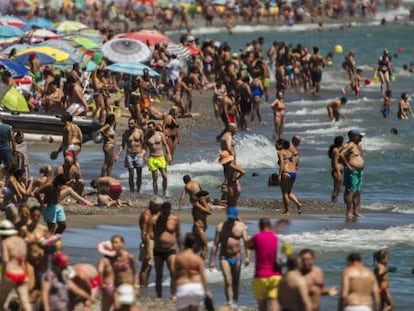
[0,58,29,77]
[0,25,25,38]
[105,62,159,77]
[14,52,56,65]
[27,17,54,29]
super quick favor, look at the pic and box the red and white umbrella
[0,15,26,28]
[117,30,174,47]
[31,28,63,43]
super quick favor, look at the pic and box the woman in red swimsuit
[270,91,286,141]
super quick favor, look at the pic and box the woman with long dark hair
[328,136,344,202]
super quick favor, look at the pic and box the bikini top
[112,258,130,272]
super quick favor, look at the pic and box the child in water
[373,250,394,311]
[382,90,392,119]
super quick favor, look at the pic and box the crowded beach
[0,0,411,311]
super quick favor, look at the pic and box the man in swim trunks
[309,46,325,94]
[209,207,250,308]
[340,129,365,219]
[138,196,163,287]
[327,97,347,122]
[118,118,145,193]
[339,253,380,311]
[191,190,212,260]
[246,218,282,311]
[178,175,202,210]
[0,219,31,311]
[144,121,172,196]
[150,202,183,299]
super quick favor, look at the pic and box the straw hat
[97,240,116,257]
[218,150,234,164]
[0,219,17,236]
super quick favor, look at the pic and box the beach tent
[0,86,30,112]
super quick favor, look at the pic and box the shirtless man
[56,154,84,196]
[340,130,365,219]
[191,190,212,259]
[144,121,172,195]
[327,97,347,122]
[150,202,183,299]
[118,118,145,193]
[209,207,250,308]
[339,253,380,311]
[178,175,202,210]
[278,254,313,311]
[0,219,31,311]
[309,46,325,94]
[299,249,338,311]
[138,196,163,287]
[56,114,83,166]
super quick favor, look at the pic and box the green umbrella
[70,36,100,50]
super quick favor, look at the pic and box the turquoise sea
[24,5,414,310]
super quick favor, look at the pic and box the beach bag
[268,173,280,187]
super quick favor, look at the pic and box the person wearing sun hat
[218,150,245,208]
[208,206,250,308]
[340,129,365,220]
[0,219,31,311]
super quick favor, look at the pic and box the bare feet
[297,204,302,215]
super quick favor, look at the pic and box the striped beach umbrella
[0,15,26,28]
[27,17,54,29]
[166,43,191,59]
[117,30,174,47]
[101,37,152,63]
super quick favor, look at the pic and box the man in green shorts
[144,121,172,196]
[340,130,365,220]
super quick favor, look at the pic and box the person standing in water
[328,136,344,203]
[340,130,365,219]
[373,250,393,311]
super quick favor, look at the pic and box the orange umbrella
[117,30,174,47]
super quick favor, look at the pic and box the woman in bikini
[0,219,31,311]
[397,92,414,120]
[173,233,212,311]
[375,49,394,96]
[163,106,180,163]
[328,136,344,203]
[97,240,116,311]
[99,114,117,177]
[219,151,245,208]
[110,235,139,308]
[373,250,393,311]
[270,91,286,141]
[278,139,302,214]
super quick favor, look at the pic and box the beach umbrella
[16,46,70,63]
[2,43,32,54]
[38,39,78,55]
[54,20,88,33]
[0,58,30,77]
[27,17,54,29]
[31,29,63,42]
[0,37,21,48]
[105,61,159,77]
[0,15,26,28]
[101,38,152,63]
[1,86,30,112]
[166,43,191,59]
[69,36,100,50]
[117,30,174,47]
[14,51,56,65]
[0,25,25,38]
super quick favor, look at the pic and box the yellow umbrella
[54,20,88,33]
[16,46,70,63]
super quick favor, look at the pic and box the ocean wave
[282,224,414,252]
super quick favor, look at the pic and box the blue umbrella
[14,52,56,65]
[0,25,24,38]
[27,17,54,29]
[105,62,159,77]
[2,43,32,54]
[0,58,29,77]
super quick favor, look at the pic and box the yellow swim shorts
[252,275,281,300]
[148,155,167,172]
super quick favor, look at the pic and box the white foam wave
[235,134,276,168]
[285,121,332,128]
[282,224,414,252]
[364,202,414,214]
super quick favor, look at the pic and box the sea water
[24,6,414,310]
